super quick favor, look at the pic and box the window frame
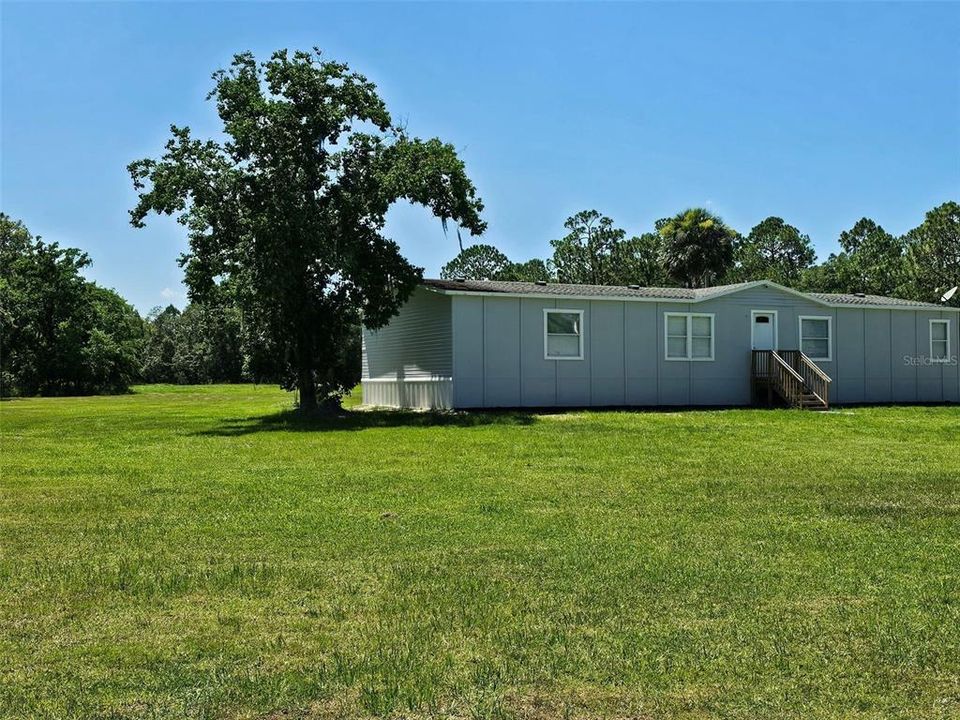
[929,319,952,363]
[798,315,833,362]
[663,312,715,361]
[543,308,585,361]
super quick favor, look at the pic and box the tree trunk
[297,365,317,413]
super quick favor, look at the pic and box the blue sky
[3,2,958,312]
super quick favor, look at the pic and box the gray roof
[422,278,754,301]
[422,278,951,310]
[806,292,943,309]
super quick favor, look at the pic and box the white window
[664,313,715,361]
[799,316,832,361]
[930,319,951,362]
[544,309,584,360]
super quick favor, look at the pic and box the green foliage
[440,244,552,283]
[611,232,672,286]
[550,210,625,285]
[730,216,816,285]
[658,208,738,288]
[440,243,510,280]
[3,386,959,717]
[129,49,485,410]
[902,201,960,306]
[84,285,146,393]
[802,218,906,296]
[0,214,143,396]
[498,257,552,282]
[139,305,181,383]
[140,303,248,384]
[546,211,671,286]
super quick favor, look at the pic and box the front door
[751,311,777,351]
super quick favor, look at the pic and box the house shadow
[194,407,538,437]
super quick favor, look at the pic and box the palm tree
[658,208,738,288]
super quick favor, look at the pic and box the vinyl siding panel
[624,303,658,405]
[362,288,452,381]
[590,301,625,406]
[657,302,693,405]
[863,311,893,402]
[890,311,918,402]
[520,298,557,406]
[555,299,591,407]
[835,309,866,404]
[452,295,484,407]
[483,297,522,407]
[946,316,960,402]
[691,299,746,405]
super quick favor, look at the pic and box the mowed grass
[1,386,959,720]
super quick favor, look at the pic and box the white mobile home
[361,279,959,410]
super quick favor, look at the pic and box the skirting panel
[361,379,453,410]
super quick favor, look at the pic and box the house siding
[361,288,453,408]
[444,285,959,408]
[361,283,959,409]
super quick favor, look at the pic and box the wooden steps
[799,393,828,410]
[751,350,832,410]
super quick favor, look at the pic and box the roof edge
[421,279,960,312]
[696,280,833,307]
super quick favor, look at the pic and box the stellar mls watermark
[903,354,958,366]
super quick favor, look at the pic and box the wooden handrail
[751,349,831,409]
[796,352,830,408]
[769,350,805,384]
[759,350,801,408]
[799,352,832,383]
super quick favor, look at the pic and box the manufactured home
[361,279,959,410]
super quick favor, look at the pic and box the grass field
[1,385,959,719]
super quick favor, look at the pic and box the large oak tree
[129,49,485,410]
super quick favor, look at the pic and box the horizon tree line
[441,201,960,305]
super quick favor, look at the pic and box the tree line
[441,203,960,305]
[0,213,293,397]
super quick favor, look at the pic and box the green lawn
[1,386,959,719]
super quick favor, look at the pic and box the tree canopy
[436,204,958,300]
[440,244,510,280]
[902,201,960,306]
[441,244,552,283]
[802,218,906,296]
[550,210,625,285]
[498,258,551,283]
[658,208,738,288]
[129,49,485,410]
[730,217,815,286]
[140,303,249,384]
[610,232,671,287]
[0,214,144,396]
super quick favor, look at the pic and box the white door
[751,312,777,351]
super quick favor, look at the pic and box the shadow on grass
[195,408,538,436]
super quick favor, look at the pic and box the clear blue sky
[3,2,958,312]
